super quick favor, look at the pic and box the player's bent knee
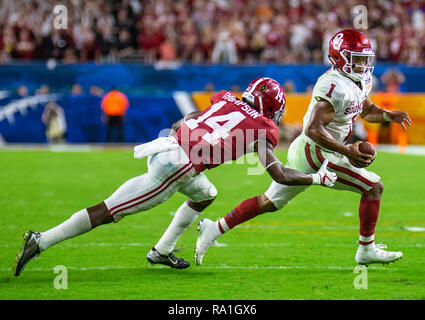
[376,181,384,194]
[208,183,218,199]
[257,194,278,213]
[371,181,384,196]
[363,181,384,199]
[187,196,216,212]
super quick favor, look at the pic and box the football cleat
[13,230,41,277]
[355,243,403,266]
[146,247,189,269]
[195,218,220,265]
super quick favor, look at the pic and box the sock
[358,197,380,246]
[155,201,200,255]
[38,209,92,251]
[218,197,261,234]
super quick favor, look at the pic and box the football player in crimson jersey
[195,30,412,266]
[13,78,336,276]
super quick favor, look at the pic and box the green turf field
[1,148,424,300]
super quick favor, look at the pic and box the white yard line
[377,144,425,156]
[0,143,135,151]
[2,242,422,248]
[0,265,395,272]
[2,144,425,155]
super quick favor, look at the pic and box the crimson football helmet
[242,77,286,125]
[328,29,374,81]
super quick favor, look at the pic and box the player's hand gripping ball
[349,141,376,168]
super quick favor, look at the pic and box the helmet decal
[275,87,284,104]
[333,33,344,50]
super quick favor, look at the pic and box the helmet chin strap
[258,96,285,125]
[274,106,285,126]
[341,64,365,82]
[259,96,264,115]
[347,51,374,81]
[337,49,372,82]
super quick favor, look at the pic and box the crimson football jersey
[175,90,279,173]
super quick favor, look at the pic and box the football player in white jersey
[195,29,412,266]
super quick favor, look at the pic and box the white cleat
[195,218,221,265]
[355,243,403,266]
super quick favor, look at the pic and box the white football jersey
[302,68,373,146]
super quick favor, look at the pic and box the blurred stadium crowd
[0,0,424,65]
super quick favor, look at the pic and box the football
[358,141,376,156]
[349,141,376,168]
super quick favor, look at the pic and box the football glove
[311,159,337,187]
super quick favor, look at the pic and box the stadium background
[0,0,424,147]
[1,0,425,302]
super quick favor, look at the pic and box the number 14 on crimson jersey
[185,101,246,145]
[176,91,279,173]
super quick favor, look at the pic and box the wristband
[311,173,320,185]
[265,160,280,170]
[383,112,391,122]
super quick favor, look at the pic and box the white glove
[311,159,337,187]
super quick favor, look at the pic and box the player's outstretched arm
[360,97,412,130]
[255,140,336,187]
[306,99,373,167]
